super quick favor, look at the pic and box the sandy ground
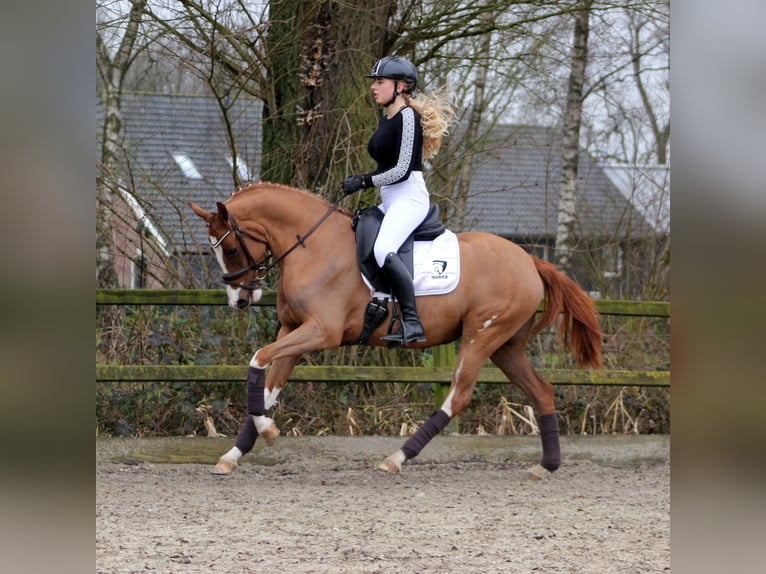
[96,435,670,573]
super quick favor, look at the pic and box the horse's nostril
[236,299,249,309]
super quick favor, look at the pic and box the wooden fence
[96,290,670,397]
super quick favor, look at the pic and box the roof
[97,92,263,251]
[602,164,670,234]
[462,124,654,239]
[98,94,654,256]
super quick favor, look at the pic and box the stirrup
[381,322,426,346]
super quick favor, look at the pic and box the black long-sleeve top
[361,106,423,188]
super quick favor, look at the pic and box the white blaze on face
[210,235,242,307]
[210,235,226,270]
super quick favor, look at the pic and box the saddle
[351,204,445,293]
[350,204,445,345]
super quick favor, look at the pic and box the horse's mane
[231,180,353,216]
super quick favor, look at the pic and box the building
[98,93,664,297]
[97,92,262,288]
[462,125,665,297]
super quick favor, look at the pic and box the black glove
[341,174,366,196]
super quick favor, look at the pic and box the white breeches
[374,171,429,268]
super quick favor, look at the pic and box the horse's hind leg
[490,322,560,480]
[378,343,488,474]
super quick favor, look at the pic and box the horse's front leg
[210,354,299,475]
[211,319,339,475]
[246,319,339,443]
[243,352,296,446]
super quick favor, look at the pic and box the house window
[131,248,145,289]
[602,243,623,278]
[226,155,251,182]
[172,153,202,179]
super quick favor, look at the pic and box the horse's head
[190,201,268,309]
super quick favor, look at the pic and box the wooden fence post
[432,343,460,434]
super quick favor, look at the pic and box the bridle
[212,199,341,292]
[211,214,270,292]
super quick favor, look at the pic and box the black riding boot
[381,252,426,345]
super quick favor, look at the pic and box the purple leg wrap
[233,367,267,456]
[401,410,452,460]
[246,366,266,416]
[234,416,258,455]
[539,413,561,472]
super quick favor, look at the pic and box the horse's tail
[531,256,603,369]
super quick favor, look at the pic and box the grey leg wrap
[234,416,258,455]
[246,366,266,416]
[539,413,561,472]
[401,410,452,460]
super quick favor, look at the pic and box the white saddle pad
[364,229,460,297]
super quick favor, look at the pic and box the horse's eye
[224,247,238,256]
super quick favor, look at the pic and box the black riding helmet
[367,56,418,105]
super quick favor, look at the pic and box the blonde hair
[405,89,457,161]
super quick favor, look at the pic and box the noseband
[212,201,340,292]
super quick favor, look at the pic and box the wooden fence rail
[96,290,670,388]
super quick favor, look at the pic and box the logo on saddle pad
[371,234,459,296]
[431,259,448,279]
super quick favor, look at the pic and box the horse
[189,181,602,478]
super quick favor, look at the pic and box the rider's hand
[341,174,366,196]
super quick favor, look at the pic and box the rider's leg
[374,176,429,345]
[373,175,429,268]
[380,252,425,344]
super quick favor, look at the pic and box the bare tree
[627,3,670,165]
[141,1,595,200]
[144,0,397,192]
[111,0,669,286]
[577,2,669,300]
[555,0,593,274]
[97,0,149,288]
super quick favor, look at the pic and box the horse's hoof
[377,456,402,474]
[210,456,237,475]
[260,423,280,445]
[377,461,400,474]
[522,463,549,481]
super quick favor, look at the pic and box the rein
[218,197,342,291]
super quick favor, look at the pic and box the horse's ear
[216,202,229,221]
[189,202,213,223]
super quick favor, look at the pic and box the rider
[342,55,456,345]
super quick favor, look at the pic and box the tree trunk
[97,0,147,288]
[629,11,670,165]
[97,82,122,289]
[450,18,492,229]
[97,0,146,361]
[262,0,396,193]
[555,0,592,274]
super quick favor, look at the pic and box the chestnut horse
[190,181,602,478]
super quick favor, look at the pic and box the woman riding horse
[341,55,456,345]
